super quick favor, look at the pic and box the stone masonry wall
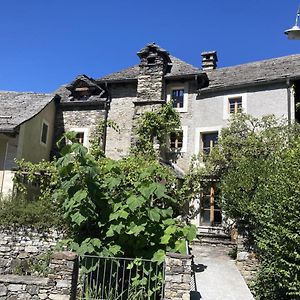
[0,251,78,300]
[0,227,64,275]
[105,83,137,160]
[164,252,192,300]
[53,106,106,153]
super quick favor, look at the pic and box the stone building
[1,42,300,231]
[56,43,300,230]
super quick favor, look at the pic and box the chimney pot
[201,51,218,70]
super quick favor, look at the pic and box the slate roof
[55,74,108,103]
[0,91,55,133]
[97,55,203,83]
[202,54,300,93]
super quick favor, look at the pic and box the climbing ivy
[133,103,181,157]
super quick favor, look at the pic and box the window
[75,132,85,144]
[40,122,49,145]
[70,128,89,148]
[201,132,218,155]
[167,83,188,112]
[73,87,90,100]
[170,131,183,149]
[169,126,188,153]
[229,97,242,114]
[171,89,184,109]
[223,93,247,119]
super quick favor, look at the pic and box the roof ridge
[169,55,200,70]
[210,53,300,72]
[0,90,51,96]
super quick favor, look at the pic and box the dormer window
[73,87,90,100]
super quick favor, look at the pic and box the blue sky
[0,0,300,93]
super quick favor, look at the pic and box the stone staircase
[193,226,236,248]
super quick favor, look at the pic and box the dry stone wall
[0,251,78,300]
[164,252,192,300]
[0,227,64,275]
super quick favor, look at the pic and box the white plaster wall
[0,134,18,195]
[174,83,289,172]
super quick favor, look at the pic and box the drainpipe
[1,141,9,195]
[101,82,112,153]
[287,78,292,125]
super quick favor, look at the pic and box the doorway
[200,182,222,226]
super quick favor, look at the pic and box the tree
[187,114,300,299]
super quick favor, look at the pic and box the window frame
[223,93,247,119]
[169,126,188,153]
[69,127,89,148]
[166,82,189,113]
[194,126,222,156]
[201,131,218,156]
[40,120,49,146]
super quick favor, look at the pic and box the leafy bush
[0,195,62,229]
[55,139,196,262]
[187,114,300,299]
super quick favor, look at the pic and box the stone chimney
[136,43,172,102]
[201,51,218,70]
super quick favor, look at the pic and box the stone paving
[191,244,254,300]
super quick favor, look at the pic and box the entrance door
[200,182,222,226]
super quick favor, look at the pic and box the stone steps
[193,226,237,247]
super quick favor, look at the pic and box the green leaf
[71,211,86,226]
[182,225,197,241]
[152,249,166,264]
[160,234,171,245]
[127,224,145,236]
[154,184,166,198]
[139,184,157,200]
[127,195,145,212]
[148,208,161,222]
[108,245,122,256]
[175,239,187,254]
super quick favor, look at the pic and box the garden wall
[0,251,78,300]
[0,227,64,274]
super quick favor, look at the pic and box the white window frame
[169,125,188,153]
[194,126,222,155]
[166,82,189,113]
[223,93,247,119]
[69,127,89,148]
[40,120,49,146]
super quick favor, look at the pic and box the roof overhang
[199,75,300,95]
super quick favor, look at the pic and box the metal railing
[78,255,165,300]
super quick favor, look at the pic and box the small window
[172,89,184,109]
[201,132,218,155]
[170,131,183,149]
[147,57,156,64]
[75,132,85,144]
[228,97,242,114]
[41,122,49,145]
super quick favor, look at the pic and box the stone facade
[164,252,192,300]
[0,227,64,275]
[137,43,171,101]
[0,251,78,300]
